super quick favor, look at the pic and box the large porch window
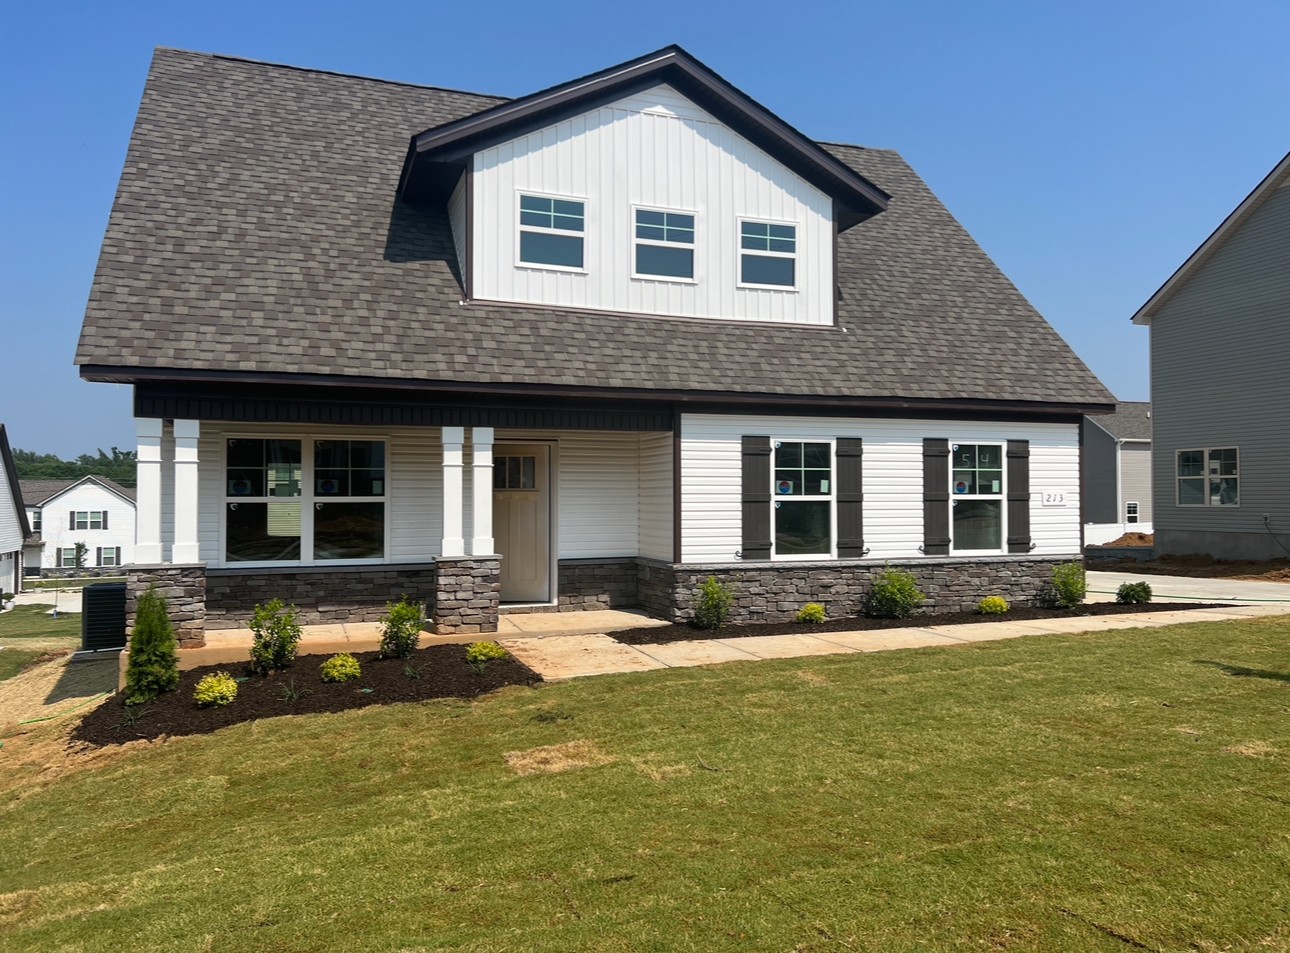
[225,437,386,563]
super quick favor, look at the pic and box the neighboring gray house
[1132,150,1290,560]
[1081,401,1152,543]
[75,47,1112,648]
[0,426,32,595]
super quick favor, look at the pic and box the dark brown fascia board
[80,364,1114,420]
[401,45,890,225]
[0,425,32,540]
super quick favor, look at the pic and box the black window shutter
[69,510,76,530]
[96,547,102,566]
[1006,440,1032,553]
[103,511,108,531]
[741,435,772,560]
[836,438,865,558]
[922,438,950,555]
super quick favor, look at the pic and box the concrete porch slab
[498,634,667,679]
[497,609,667,638]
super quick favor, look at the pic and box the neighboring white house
[1131,150,1290,560]
[19,476,137,573]
[0,426,31,594]
[74,46,1114,645]
[1081,401,1152,545]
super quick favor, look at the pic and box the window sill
[737,282,799,293]
[516,262,588,275]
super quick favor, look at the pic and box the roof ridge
[155,47,514,102]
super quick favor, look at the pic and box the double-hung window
[1125,501,1139,524]
[72,511,106,530]
[1177,448,1238,506]
[740,220,797,288]
[57,548,78,568]
[98,547,121,567]
[773,440,833,557]
[31,510,42,532]
[518,194,585,269]
[634,208,695,280]
[225,437,386,563]
[951,443,1004,552]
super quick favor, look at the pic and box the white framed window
[517,193,585,270]
[31,509,41,532]
[98,547,122,567]
[772,439,834,558]
[1177,448,1238,506]
[224,436,387,565]
[633,207,695,281]
[57,547,78,568]
[1125,501,1139,523]
[72,510,106,530]
[739,219,797,289]
[950,443,1005,553]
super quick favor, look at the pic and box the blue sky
[1,0,1286,457]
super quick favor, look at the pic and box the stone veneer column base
[433,557,501,635]
[636,555,1076,624]
[126,563,207,648]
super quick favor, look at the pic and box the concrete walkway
[501,601,1290,681]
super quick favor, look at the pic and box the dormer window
[740,220,797,288]
[634,208,695,280]
[518,194,585,269]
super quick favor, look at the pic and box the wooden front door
[493,445,551,602]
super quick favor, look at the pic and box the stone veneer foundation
[635,556,1073,624]
[126,564,207,648]
[432,557,501,634]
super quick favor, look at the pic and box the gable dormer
[401,46,888,327]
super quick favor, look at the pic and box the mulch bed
[610,602,1232,645]
[73,644,542,746]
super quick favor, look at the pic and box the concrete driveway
[1088,570,1290,605]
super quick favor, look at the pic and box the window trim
[630,205,698,284]
[737,216,799,291]
[515,190,588,274]
[220,433,392,568]
[1125,501,1139,524]
[57,547,78,568]
[769,437,836,561]
[73,510,106,531]
[98,546,121,568]
[949,442,1007,555]
[1175,447,1240,507]
[31,509,41,532]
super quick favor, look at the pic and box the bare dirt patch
[1097,553,1290,583]
[1099,532,1155,547]
[504,739,613,776]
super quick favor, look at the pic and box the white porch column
[470,427,495,555]
[172,419,201,563]
[135,418,164,563]
[441,426,465,558]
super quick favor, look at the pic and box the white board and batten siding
[680,414,1081,563]
[0,456,24,556]
[467,84,834,326]
[37,481,136,569]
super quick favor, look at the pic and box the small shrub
[124,586,180,704]
[194,672,238,707]
[692,576,734,630]
[465,641,509,675]
[866,567,925,619]
[796,603,827,624]
[1116,581,1153,605]
[278,678,312,702]
[248,599,303,675]
[1050,562,1087,609]
[2,592,13,603]
[978,596,1010,615]
[320,653,361,683]
[379,595,425,659]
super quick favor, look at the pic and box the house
[1131,150,1290,561]
[0,426,31,595]
[74,46,1113,647]
[1081,401,1152,544]
[19,476,137,574]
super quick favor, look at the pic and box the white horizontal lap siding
[495,430,641,559]
[0,458,23,553]
[680,414,1080,563]
[198,423,442,567]
[472,83,832,326]
[638,432,673,561]
[40,482,137,568]
[1119,444,1152,522]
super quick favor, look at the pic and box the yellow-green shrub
[320,653,361,683]
[796,603,827,623]
[465,641,509,674]
[978,596,1010,615]
[194,672,238,707]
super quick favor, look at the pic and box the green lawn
[2,617,1288,952]
[0,605,81,653]
[0,647,48,682]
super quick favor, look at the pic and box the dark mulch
[610,602,1233,645]
[73,644,542,746]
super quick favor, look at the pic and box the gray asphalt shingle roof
[76,49,1112,408]
[1091,402,1152,441]
[19,477,137,506]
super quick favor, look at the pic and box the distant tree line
[13,447,138,489]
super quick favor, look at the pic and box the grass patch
[0,648,49,682]
[1,617,1288,951]
[0,606,80,649]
